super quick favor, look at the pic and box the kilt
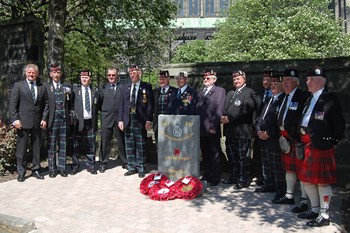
[280,130,303,173]
[299,134,336,184]
[48,116,67,172]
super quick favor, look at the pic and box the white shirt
[301,88,324,127]
[130,81,140,103]
[278,87,297,125]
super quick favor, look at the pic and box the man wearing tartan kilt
[118,64,154,178]
[254,74,286,196]
[297,67,345,227]
[153,70,177,141]
[221,70,256,190]
[43,64,72,178]
[71,69,99,175]
[272,69,310,213]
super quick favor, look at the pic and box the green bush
[0,121,17,175]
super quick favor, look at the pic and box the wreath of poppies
[140,174,203,201]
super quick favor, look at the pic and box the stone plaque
[157,115,200,181]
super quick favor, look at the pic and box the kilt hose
[226,138,251,184]
[48,116,67,172]
[299,134,336,184]
[125,113,147,172]
[260,144,285,191]
[73,119,96,169]
[280,130,303,173]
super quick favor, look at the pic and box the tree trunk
[47,0,67,72]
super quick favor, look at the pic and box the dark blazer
[153,85,177,132]
[9,79,45,128]
[223,85,256,139]
[306,90,345,150]
[43,82,72,128]
[282,88,309,140]
[118,81,154,128]
[255,93,285,150]
[71,85,98,132]
[97,83,122,128]
[172,85,197,115]
[195,85,226,137]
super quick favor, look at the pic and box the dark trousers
[100,126,126,167]
[260,144,286,193]
[200,135,221,183]
[48,116,67,172]
[15,127,41,176]
[125,114,147,172]
[226,138,251,185]
[73,119,96,169]
[250,136,264,182]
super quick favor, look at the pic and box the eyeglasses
[203,77,211,80]
[108,74,116,77]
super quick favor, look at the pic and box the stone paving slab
[0,160,347,233]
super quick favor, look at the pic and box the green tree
[171,40,208,63]
[207,0,350,62]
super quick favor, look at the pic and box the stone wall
[162,57,350,187]
[0,16,44,123]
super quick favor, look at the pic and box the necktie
[263,90,271,103]
[30,81,35,102]
[131,84,136,107]
[262,97,274,120]
[85,87,91,113]
[56,83,59,91]
[111,84,115,91]
[161,87,165,94]
[302,96,312,116]
[203,87,208,96]
[277,94,289,126]
[177,89,181,98]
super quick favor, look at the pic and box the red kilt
[280,130,303,173]
[299,134,336,184]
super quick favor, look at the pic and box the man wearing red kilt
[298,67,345,227]
[272,69,310,214]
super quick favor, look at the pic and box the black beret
[307,66,326,78]
[283,69,299,78]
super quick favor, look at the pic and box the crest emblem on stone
[173,125,182,137]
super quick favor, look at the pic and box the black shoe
[99,166,106,173]
[138,172,145,178]
[32,171,44,180]
[210,181,220,186]
[272,196,294,205]
[124,170,137,176]
[70,165,79,175]
[121,163,128,169]
[255,186,275,193]
[58,170,68,177]
[17,175,25,182]
[306,215,330,227]
[233,183,248,190]
[255,179,265,186]
[49,172,57,178]
[223,178,236,184]
[87,168,97,175]
[292,202,308,213]
[297,210,319,219]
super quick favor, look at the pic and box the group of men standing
[9,63,344,228]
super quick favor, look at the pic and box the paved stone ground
[0,160,347,233]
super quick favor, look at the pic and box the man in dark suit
[272,69,310,212]
[118,64,154,178]
[71,69,99,175]
[96,67,127,173]
[254,74,286,196]
[251,68,273,186]
[153,70,177,141]
[298,67,345,227]
[172,71,197,115]
[195,68,226,186]
[43,64,72,178]
[9,63,46,182]
[221,70,256,189]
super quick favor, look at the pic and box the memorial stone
[158,115,200,181]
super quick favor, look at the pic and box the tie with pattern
[277,94,289,126]
[30,81,35,102]
[161,87,165,94]
[85,87,91,113]
[131,84,136,107]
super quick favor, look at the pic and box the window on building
[205,0,215,16]
[175,0,185,16]
[189,0,200,16]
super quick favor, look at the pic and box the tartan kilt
[299,134,336,184]
[280,130,303,173]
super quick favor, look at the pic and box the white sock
[303,183,320,213]
[318,185,332,219]
[300,182,308,204]
[285,173,297,199]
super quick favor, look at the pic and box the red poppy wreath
[139,173,169,195]
[173,176,203,200]
[148,180,177,201]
